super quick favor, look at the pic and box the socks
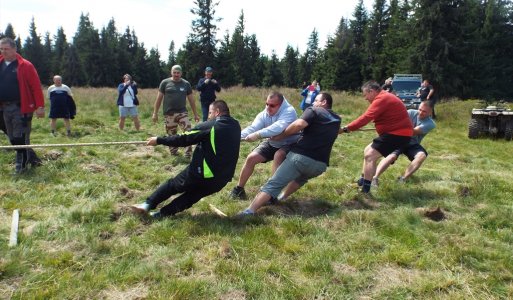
[362,179,371,193]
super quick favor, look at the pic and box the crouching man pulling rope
[130,100,241,219]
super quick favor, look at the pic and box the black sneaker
[356,177,364,187]
[229,186,247,200]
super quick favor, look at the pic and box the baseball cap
[205,66,213,72]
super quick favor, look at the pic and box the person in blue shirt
[197,66,221,121]
[372,101,436,185]
[299,80,320,111]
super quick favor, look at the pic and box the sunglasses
[266,102,279,108]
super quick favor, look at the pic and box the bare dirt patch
[416,206,446,221]
[122,146,159,159]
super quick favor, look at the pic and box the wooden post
[9,209,19,247]
[209,204,227,217]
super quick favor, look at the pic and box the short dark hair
[318,92,333,108]
[421,100,433,110]
[0,37,17,50]
[211,100,230,116]
[361,80,382,93]
[268,91,284,104]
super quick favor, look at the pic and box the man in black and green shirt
[131,100,241,219]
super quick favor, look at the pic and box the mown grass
[1,87,512,299]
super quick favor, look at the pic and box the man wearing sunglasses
[230,92,299,200]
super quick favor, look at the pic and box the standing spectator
[340,81,413,195]
[152,65,200,158]
[229,92,299,200]
[48,75,76,136]
[117,74,140,131]
[416,79,436,118]
[382,77,393,93]
[0,37,45,174]
[300,80,320,111]
[130,100,241,219]
[372,101,436,185]
[238,93,341,216]
[197,66,221,121]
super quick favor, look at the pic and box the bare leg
[402,152,427,180]
[237,152,266,188]
[374,153,398,179]
[50,119,57,132]
[119,117,126,130]
[248,191,273,212]
[64,118,71,132]
[271,148,287,174]
[133,116,141,130]
[279,180,301,200]
[363,144,382,181]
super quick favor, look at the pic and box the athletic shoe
[397,176,406,183]
[356,177,364,187]
[150,211,163,220]
[229,186,247,200]
[129,202,150,215]
[371,177,379,188]
[235,208,254,217]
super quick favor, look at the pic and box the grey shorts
[119,106,138,117]
[253,140,292,162]
[261,152,327,197]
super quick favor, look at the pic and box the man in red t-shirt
[340,80,413,194]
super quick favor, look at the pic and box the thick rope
[0,141,148,149]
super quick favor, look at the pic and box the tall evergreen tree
[298,28,320,85]
[61,44,86,86]
[263,51,283,87]
[364,0,389,81]
[190,0,221,78]
[53,27,69,77]
[215,31,237,86]
[73,13,102,86]
[22,18,47,83]
[282,45,299,87]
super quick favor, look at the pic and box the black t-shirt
[291,106,341,165]
[0,60,20,102]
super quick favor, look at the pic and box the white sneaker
[397,176,406,184]
[371,177,379,188]
[129,203,150,215]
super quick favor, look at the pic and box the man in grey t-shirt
[153,65,200,158]
[373,101,436,184]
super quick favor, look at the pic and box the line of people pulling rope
[130,80,436,219]
[1,36,436,219]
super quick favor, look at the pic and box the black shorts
[393,143,428,161]
[371,134,412,157]
[253,140,292,162]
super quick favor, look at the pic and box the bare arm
[187,93,200,122]
[152,91,164,123]
[273,119,308,140]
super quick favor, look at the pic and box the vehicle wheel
[468,119,480,139]
[505,123,513,141]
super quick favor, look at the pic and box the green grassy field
[1,87,512,299]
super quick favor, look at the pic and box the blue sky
[1,0,373,59]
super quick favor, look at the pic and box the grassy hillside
[1,87,512,299]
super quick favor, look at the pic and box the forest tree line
[1,0,512,100]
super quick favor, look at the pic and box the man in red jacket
[0,37,45,174]
[340,80,413,194]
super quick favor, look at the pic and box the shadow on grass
[256,198,337,218]
[381,188,440,207]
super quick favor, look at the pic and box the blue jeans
[201,101,212,122]
[261,152,327,197]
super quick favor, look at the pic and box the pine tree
[53,27,69,77]
[73,13,102,86]
[22,18,46,84]
[190,0,221,78]
[282,45,299,88]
